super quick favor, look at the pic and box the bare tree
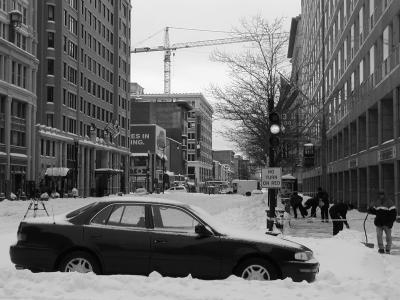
[210,16,289,164]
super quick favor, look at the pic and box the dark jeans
[292,204,306,218]
[330,212,343,235]
[321,204,329,221]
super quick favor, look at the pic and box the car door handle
[154,239,167,244]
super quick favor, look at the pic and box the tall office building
[290,0,400,210]
[36,0,131,197]
[0,0,39,198]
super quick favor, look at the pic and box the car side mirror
[195,224,212,237]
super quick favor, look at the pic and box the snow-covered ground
[0,192,399,300]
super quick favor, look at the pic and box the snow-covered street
[1,193,399,300]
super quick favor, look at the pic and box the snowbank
[0,193,399,300]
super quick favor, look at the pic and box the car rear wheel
[60,251,100,274]
[235,258,278,281]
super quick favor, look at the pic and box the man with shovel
[368,191,397,254]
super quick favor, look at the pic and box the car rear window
[66,202,98,218]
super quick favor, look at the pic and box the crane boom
[131,27,254,93]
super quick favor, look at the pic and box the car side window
[152,206,199,233]
[91,205,114,225]
[99,205,146,228]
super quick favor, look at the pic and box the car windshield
[65,202,98,218]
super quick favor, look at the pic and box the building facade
[185,94,213,189]
[0,0,39,198]
[291,0,400,210]
[130,93,191,176]
[36,0,131,197]
[233,154,250,180]
[212,150,235,179]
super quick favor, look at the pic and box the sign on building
[130,124,166,155]
[261,167,282,188]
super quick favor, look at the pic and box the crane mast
[132,27,254,93]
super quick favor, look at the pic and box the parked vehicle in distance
[232,180,259,196]
[10,198,319,282]
[133,188,147,195]
[167,185,187,193]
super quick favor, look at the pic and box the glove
[345,224,350,229]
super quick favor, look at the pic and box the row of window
[11,61,28,89]
[40,139,56,157]
[81,31,114,65]
[84,7,114,47]
[83,54,114,84]
[0,128,25,147]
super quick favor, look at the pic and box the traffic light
[269,112,280,147]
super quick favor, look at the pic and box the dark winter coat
[317,191,329,206]
[304,197,318,209]
[290,193,303,207]
[329,203,349,226]
[368,198,397,228]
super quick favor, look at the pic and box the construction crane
[131,27,255,94]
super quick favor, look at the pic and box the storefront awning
[45,167,70,177]
[130,153,149,157]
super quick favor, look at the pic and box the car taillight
[17,232,27,241]
[17,223,27,241]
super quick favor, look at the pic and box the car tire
[59,251,100,274]
[234,258,278,281]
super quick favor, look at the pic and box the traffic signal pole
[266,143,276,231]
[266,105,279,232]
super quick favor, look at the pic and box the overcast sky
[130,0,301,152]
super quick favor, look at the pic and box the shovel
[362,213,374,248]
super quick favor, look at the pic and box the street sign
[261,167,282,188]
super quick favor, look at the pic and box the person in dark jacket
[329,202,354,235]
[304,197,319,217]
[317,187,329,222]
[290,191,307,218]
[368,191,397,254]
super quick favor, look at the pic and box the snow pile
[0,193,399,300]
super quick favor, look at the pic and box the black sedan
[10,199,319,282]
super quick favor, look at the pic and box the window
[105,205,146,227]
[47,32,55,48]
[359,60,364,84]
[383,26,389,60]
[11,130,25,147]
[369,0,375,29]
[359,6,364,44]
[47,86,54,102]
[48,5,55,21]
[46,114,54,127]
[152,206,200,232]
[47,59,54,75]
[369,45,375,75]
[91,205,114,225]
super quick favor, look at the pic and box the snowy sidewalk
[283,215,400,255]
